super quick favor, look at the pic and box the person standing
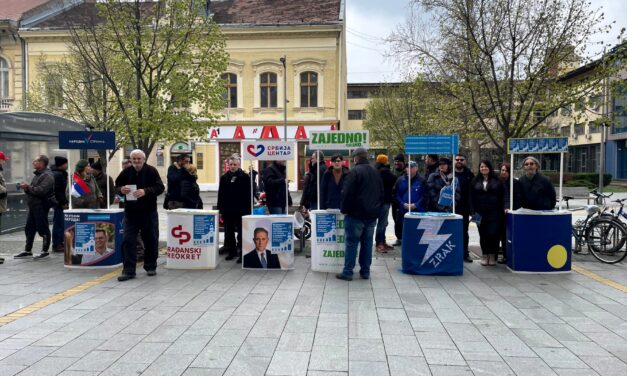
[115,149,165,281]
[427,158,459,212]
[454,153,475,263]
[518,156,556,210]
[374,154,397,253]
[14,155,55,260]
[51,156,68,253]
[71,160,103,209]
[180,164,203,209]
[90,160,115,208]
[263,160,292,214]
[300,152,326,211]
[394,160,428,245]
[424,154,439,180]
[469,160,504,266]
[499,162,521,264]
[391,153,407,246]
[336,148,384,281]
[165,154,190,209]
[0,151,9,264]
[217,156,252,262]
[320,154,349,210]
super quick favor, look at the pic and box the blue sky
[347,0,627,83]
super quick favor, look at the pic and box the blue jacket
[395,174,427,214]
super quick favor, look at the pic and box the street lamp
[280,56,287,141]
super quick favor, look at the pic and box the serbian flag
[71,172,91,198]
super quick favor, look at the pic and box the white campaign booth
[166,209,219,269]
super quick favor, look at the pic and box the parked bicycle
[590,189,613,206]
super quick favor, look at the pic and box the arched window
[260,72,277,108]
[221,73,237,108]
[300,71,318,107]
[0,58,9,98]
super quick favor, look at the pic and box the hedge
[544,172,612,187]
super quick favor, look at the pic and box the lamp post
[280,56,287,141]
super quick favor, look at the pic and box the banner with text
[507,137,569,154]
[405,135,459,155]
[309,131,369,150]
[64,209,124,268]
[242,141,295,161]
[310,210,345,273]
[166,209,219,269]
[59,131,116,150]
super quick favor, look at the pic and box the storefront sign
[309,131,369,150]
[405,135,459,155]
[208,124,335,140]
[242,141,295,161]
[59,131,116,149]
[508,137,568,154]
[242,215,294,270]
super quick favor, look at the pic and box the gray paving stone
[349,338,386,361]
[67,350,124,372]
[415,331,457,349]
[484,334,536,357]
[455,341,501,361]
[348,321,381,339]
[309,345,348,372]
[266,350,310,376]
[466,360,515,375]
[142,353,196,376]
[17,356,77,376]
[51,338,104,360]
[512,329,563,348]
[580,355,627,376]
[423,348,467,366]
[284,316,318,333]
[306,372,348,376]
[348,361,390,376]
[553,369,600,376]
[382,334,422,357]
[313,327,348,347]
[428,365,474,375]
[387,355,430,376]
[182,367,225,375]
[409,317,446,332]
[532,347,589,369]
[118,341,170,364]
[560,341,612,357]
[145,325,188,343]
[503,356,557,376]
[278,331,315,352]
[99,362,148,376]
[379,320,414,335]
[190,345,239,369]
[0,345,56,366]
[0,364,27,376]
[164,334,212,355]
[224,354,271,376]
[208,329,249,347]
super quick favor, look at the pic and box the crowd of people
[0,147,556,279]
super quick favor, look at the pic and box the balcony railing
[0,98,14,112]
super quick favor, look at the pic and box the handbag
[438,184,454,207]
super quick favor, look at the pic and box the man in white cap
[518,156,556,210]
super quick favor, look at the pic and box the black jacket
[341,159,383,219]
[93,171,115,208]
[469,176,505,221]
[300,162,327,209]
[262,162,292,208]
[424,164,438,181]
[376,163,397,204]
[25,168,55,208]
[166,163,183,201]
[502,177,523,210]
[51,165,68,207]
[320,167,349,210]
[217,169,252,218]
[455,167,475,215]
[114,164,165,213]
[427,171,461,212]
[518,172,556,210]
[180,169,203,209]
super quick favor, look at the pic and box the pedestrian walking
[180,164,203,209]
[262,160,292,214]
[14,155,55,260]
[217,156,252,262]
[336,148,384,281]
[51,156,68,253]
[375,154,397,253]
[394,160,428,247]
[165,154,190,209]
[90,160,115,208]
[391,153,407,246]
[469,160,504,266]
[320,154,349,210]
[115,149,165,281]
[454,153,475,263]
[300,151,327,211]
[71,160,103,209]
[0,151,9,264]
[518,156,556,210]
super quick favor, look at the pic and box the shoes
[480,256,489,266]
[375,244,388,254]
[33,252,50,260]
[463,256,473,263]
[218,246,231,255]
[360,273,370,280]
[0,258,4,264]
[146,270,157,276]
[137,256,145,262]
[225,255,236,261]
[488,256,497,266]
[236,257,242,264]
[14,252,33,259]
[117,274,135,282]
[53,244,65,253]
[336,273,352,281]
[383,243,394,250]
[393,239,402,246]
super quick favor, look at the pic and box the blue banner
[74,223,96,254]
[193,215,216,246]
[271,222,293,252]
[401,214,463,275]
[64,210,124,267]
[315,213,339,243]
[405,135,459,155]
[508,137,568,154]
[59,131,116,149]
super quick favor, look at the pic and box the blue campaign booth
[507,137,571,273]
[506,211,572,273]
[401,212,463,275]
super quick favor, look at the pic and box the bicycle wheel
[585,219,627,264]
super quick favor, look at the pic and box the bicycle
[571,204,605,253]
[584,198,627,264]
[590,189,613,206]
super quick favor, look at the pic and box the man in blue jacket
[336,148,384,281]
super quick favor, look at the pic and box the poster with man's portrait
[64,210,124,268]
[242,215,294,270]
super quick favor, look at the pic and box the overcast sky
[346,0,627,83]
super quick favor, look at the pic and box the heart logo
[247,144,265,157]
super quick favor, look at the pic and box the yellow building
[3,0,346,191]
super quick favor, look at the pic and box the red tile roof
[0,0,49,22]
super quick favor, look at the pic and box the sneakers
[225,255,236,261]
[375,244,388,254]
[336,273,353,281]
[117,274,136,282]
[33,252,49,260]
[14,252,33,259]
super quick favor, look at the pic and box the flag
[71,172,91,198]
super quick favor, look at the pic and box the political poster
[166,209,219,269]
[242,141,295,161]
[508,137,568,154]
[242,215,294,270]
[310,210,345,273]
[309,131,369,150]
[64,209,124,268]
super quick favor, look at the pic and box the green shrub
[545,172,612,187]
[564,180,596,189]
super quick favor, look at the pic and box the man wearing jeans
[336,148,383,281]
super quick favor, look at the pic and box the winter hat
[438,157,452,166]
[394,153,405,162]
[54,156,68,167]
[376,154,388,165]
[522,156,541,169]
[91,160,103,171]
[351,148,368,158]
[75,159,89,173]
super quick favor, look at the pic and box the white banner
[310,210,345,273]
[166,210,219,269]
[242,215,294,270]
[242,141,295,161]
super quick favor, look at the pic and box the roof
[0,0,49,23]
[27,0,343,29]
[0,112,83,141]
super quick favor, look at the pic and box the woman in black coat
[180,164,203,209]
[469,160,504,266]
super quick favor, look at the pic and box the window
[45,73,64,109]
[260,72,277,108]
[196,153,204,169]
[560,125,570,137]
[0,58,8,98]
[560,104,572,117]
[588,122,600,134]
[221,73,237,108]
[348,89,368,99]
[348,110,365,120]
[300,71,318,107]
[574,123,583,136]
[589,95,603,111]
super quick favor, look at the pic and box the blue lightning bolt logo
[417,220,452,266]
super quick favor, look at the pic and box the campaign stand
[400,135,464,276]
[59,131,121,269]
[310,209,345,273]
[507,137,571,273]
[241,215,294,270]
[166,209,219,269]
[506,211,572,273]
[401,212,463,275]
[63,209,124,268]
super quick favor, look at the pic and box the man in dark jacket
[299,151,327,210]
[375,155,397,253]
[166,154,190,209]
[262,160,292,214]
[15,155,55,260]
[115,149,165,281]
[424,154,439,180]
[217,156,252,262]
[454,153,475,263]
[51,156,68,252]
[90,160,115,208]
[337,148,384,281]
[518,156,556,210]
[320,154,349,209]
[391,153,407,246]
